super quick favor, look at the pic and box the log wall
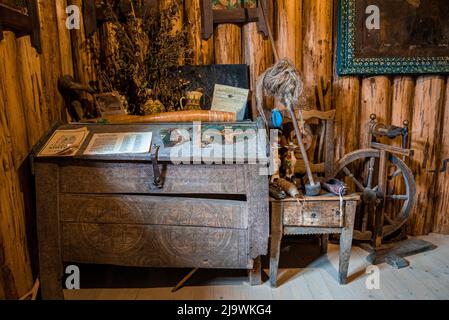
[0,0,449,298]
[0,2,73,299]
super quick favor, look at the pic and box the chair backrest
[300,109,336,179]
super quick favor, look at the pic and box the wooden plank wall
[145,0,447,235]
[0,0,449,299]
[0,1,73,298]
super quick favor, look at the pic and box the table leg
[339,201,356,285]
[321,234,329,254]
[269,202,283,287]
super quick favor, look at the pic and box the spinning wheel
[331,114,416,246]
[333,149,415,243]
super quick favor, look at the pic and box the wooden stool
[269,194,359,287]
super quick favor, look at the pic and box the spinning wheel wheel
[333,149,416,243]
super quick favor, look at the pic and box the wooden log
[55,0,74,76]
[387,77,415,219]
[185,0,214,65]
[391,77,415,131]
[433,79,449,234]
[0,32,29,168]
[0,40,33,298]
[409,76,445,235]
[331,0,359,162]
[243,20,273,120]
[302,0,333,109]
[69,0,97,87]
[359,76,392,149]
[274,0,301,67]
[16,36,48,147]
[333,77,361,160]
[98,110,237,124]
[214,24,242,64]
[37,0,65,123]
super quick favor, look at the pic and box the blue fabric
[272,109,283,129]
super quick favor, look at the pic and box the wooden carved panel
[61,224,250,269]
[59,194,248,229]
[59,163,246,194]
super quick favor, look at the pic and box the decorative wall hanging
[200,0,269,40]
[0,0,41,52]
[337,0,449,75]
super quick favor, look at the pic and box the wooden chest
[33,122,269,299]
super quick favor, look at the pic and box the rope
[256,59,304,128]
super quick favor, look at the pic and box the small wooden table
[269,194,360,287]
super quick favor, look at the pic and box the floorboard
[64,234,449,300]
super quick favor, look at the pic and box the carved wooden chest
[33,122,269,299]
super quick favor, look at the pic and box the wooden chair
[269,109,360,286]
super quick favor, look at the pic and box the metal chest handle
[151,145,163,188]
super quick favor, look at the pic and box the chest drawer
[283,200,344,228]
[59,163,246,194]
[59,194,248,229]
[61,224,251,269]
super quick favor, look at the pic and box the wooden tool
[94,110,237,124]
[172,268,199,292]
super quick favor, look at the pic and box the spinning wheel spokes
[332,149,416,242]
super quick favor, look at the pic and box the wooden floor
[64,233,449,300]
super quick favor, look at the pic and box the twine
[256,59,304,128]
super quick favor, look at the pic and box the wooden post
[214,24,242,64]
[16,36,48,147]
[37,0,65,123]
[243,7,274,120]
[55,0,74,76]
[331,0,360,163]
[185,0,214,65]
[302,0,333,109]
[391,77,415,131]
[68,0,97,87]
[409,76,445,235]
[274,0,302,67]
[0,33,34,299]
[333,77,361,160]
[434,79,449,234]
[0,32,30,168]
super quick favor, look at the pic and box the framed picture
[337,0,449,75]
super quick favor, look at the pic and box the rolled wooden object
[96,110,237,124]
